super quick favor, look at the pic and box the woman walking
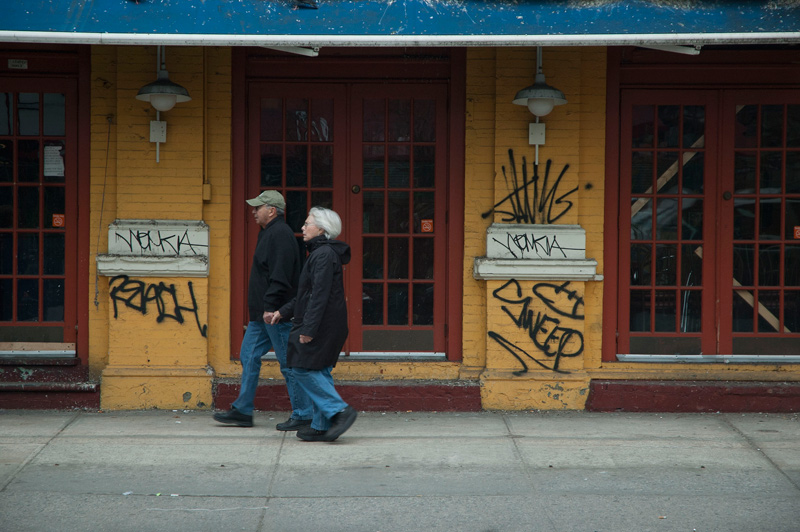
[269,207,357,442]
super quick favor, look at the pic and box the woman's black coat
[279,236,351,370]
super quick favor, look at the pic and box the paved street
[1,409,798,532]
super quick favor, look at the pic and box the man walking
[213,190,313,430]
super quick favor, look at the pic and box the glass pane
[0,279,10,320]
[413,145,435,188]
[260,98,282,141]
[44,187,65,229]
[784,291,800,332]
[680,290,701,332]
[761,105,784,148]
[681,244,703,286]
[760,152,782,192]
[44,233,64,275]
[413,237,434,279]
[758,291,781,332]
[362,237,383,279]
[285,190,307,232]
[43,93,66,136]
[656,152,679,192]
[0,140,12,182]
[413,283,434,325]
[734,105,758,149]
[43,278,63,322]
[387,284,408,325]
[43,141,65,183]
[682,152,704,194]
[655,244,677,286]
[733,198,755,240]
[413,191,434,234]
[733,290,754,332]
[413,99,436,142]
[387,237,408,279]
[683,105,705,148]
[758,244,780,286]
[310,145,333,188]
[733,244,755,287]
[0,190,11,227]
[260,144,282,187]
[18,187,39,228]
[629,290,650,331]
[362,283,383,325]
[759,200,781,239]
[17,233,38,275]
[785,198,800,239]
[630,244,651,286]
[388,145,409,188]
[786,246,800,286]
[655,198,678,240]
[310,99,333,142]
[788,105,800,147]
[18,140,40,182]
[18,93,39,136]
[681,198,703,240]
[632,105,654,148]
[787,152,800,193]
[0,93,12,135]
[17,278,38,321]
[388,191,409,233]
[285,145,308,187]
[388,99,410,142]
[657,105,680,148]
[734,151,757,193]
[654,290,676,332]
[362,191,384,234]
[631,152,653,194]
[363,145,384,188]
[0,233,11,274]
[631,198,653,240]
[310,190,332,210]
[363,99,385,142]
[285,99,308,141]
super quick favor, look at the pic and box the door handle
[351,185,361,194]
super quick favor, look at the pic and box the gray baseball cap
[246,190,286,209]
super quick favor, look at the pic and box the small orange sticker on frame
[52,214,65,227]
[421,219,434,233]
[795,226,800,239]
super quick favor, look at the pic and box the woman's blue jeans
[291,366,348,431]
[233,321,312,419]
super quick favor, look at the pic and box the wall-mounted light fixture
[135,45,191,162]
[512,46,567,165]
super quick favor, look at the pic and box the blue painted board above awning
[2,0,800,46]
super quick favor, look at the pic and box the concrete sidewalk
[1,409,798,532]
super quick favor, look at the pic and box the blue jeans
[291,366,349,431]
[233,321,312,418]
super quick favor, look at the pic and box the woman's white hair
[309,206,342,239]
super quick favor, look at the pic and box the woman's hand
[299,334,313,344]
[269,311,282,325]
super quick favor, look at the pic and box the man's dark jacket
[280,236,351,370]
[247,217,301,322]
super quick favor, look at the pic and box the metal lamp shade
[136,71,191,112]
[512,73,567,117]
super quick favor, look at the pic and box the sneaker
[296,426,328,442]
[322,405,357,441]
[276,417,312,431]
[212,407,253,427]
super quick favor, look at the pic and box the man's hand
[269,311,282,325]
[263,311,273,324]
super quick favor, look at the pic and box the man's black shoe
[213,407,253,427]
[296,426,328,442]
[276,417,312,431]
[322,405,357,441]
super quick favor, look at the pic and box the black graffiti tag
[109,275,208,337]
[114,229,208,255]
[482,150,577,224]
[488,279,584,374]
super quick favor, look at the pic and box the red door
[235,81,451,359]
[615,89,800,357]
[0,79,78,355]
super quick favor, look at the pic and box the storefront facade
[2,1,800,411]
